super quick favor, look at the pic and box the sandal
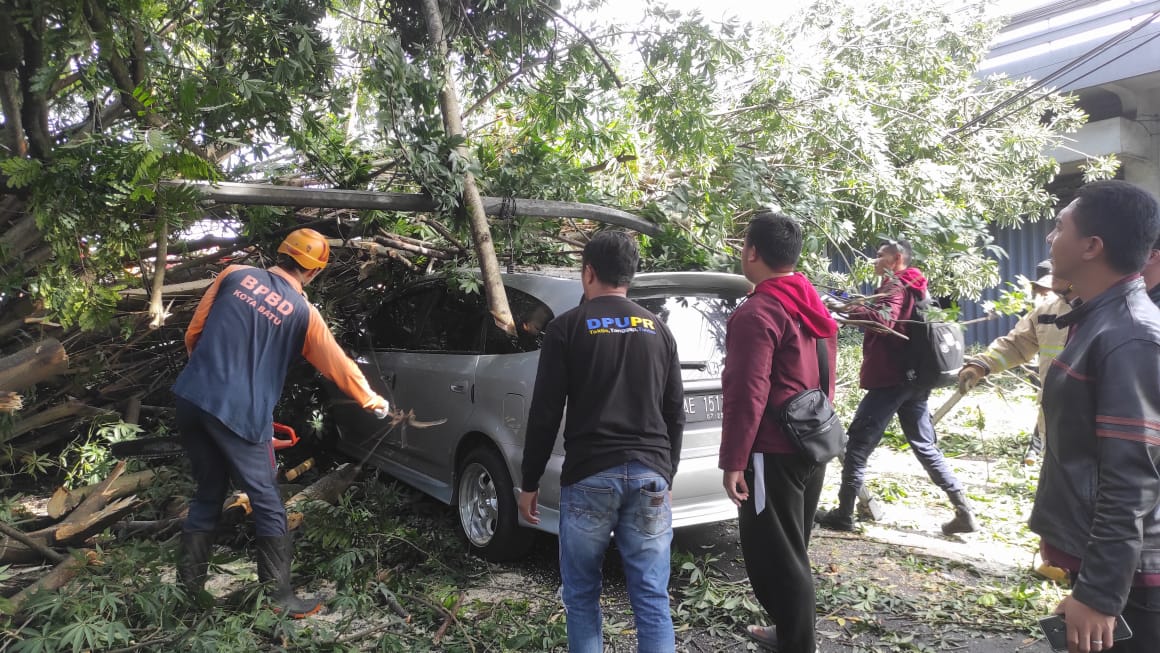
[745,624,778,650]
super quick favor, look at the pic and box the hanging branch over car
[419,0,515,335]
[158,181,662,235]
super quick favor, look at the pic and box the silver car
[326,270,750,561]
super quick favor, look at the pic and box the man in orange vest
[173,228,390,618]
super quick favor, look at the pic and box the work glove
[957,364,985,394]
[372,400,392,420]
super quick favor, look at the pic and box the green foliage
[0,477,567,652]
[672,552,764,638]
[3,0,1106,337]
[1,0,336,329]
[0,157,42,188]
[983,279,1036,318]
[62,420,144,487]
[623,0,1091,296]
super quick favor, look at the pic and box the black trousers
[1110,585,1160,653]
[177,397,286,536]
[738,454,824,653]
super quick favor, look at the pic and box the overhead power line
[954,6,1160,138]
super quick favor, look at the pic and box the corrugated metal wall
[957,219,1055,348]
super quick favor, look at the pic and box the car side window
[484,287,555,355]
[369,286,440,350]
[412,285,488,353]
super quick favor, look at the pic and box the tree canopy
[2,0,1104,313]
[0,0,1111,475]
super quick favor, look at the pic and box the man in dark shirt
[720,212,838,653]
[816,240,976,535]
[519,230,685,653]
[1034,180,1160,653]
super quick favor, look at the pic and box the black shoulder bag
[778,338,845,464]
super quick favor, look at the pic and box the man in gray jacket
[1034,180,1160,653]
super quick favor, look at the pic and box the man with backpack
[816,240,977,535]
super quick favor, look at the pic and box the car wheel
[455,446,533,562]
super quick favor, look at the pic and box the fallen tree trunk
[0,338,67,392]
[342,240,418,271]
[50,496,141,543]
[372,234,453,259]
[160,181,662,235]
[286,462,360,531]
[0,519,64,564]
[0,497,141,565]
[420,0,514,336]
[66,461,128,523]
[5,550,99,614]
[0,400,109,446]
[0,391,22,413]
[119,278,213,298]
[47,469,162,519]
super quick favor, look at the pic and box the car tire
[455,445,534,562]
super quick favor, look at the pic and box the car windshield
[632,294,742,381]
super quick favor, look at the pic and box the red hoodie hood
[752,273,839,339]
[893,267,928,294]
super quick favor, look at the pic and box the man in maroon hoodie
[816,240,977,535]
[720,212,838,653]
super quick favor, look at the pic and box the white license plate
[684,393,724,424]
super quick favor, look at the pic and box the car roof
[500,270,752,317]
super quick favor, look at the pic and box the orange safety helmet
[277,228,330,270]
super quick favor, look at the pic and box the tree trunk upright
[417,0,516,335]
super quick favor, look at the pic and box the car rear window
[632,295,742,381]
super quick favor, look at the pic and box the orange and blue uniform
[174,265,386,536]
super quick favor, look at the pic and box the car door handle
[450,381,468,394]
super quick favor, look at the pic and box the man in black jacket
[1035,180,1160,653]
[519,231,685,653]
[1143,233,1160,307]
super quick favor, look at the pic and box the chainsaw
[111,422,300,460]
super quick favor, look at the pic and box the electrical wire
[954,6,1160,138]
[982,28,1160,129]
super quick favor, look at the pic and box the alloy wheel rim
[458,462,499,547]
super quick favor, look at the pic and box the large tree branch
[461,57,549,120]
[420,217,469,255]
[534,1,622,88]
[83,0,210,161]
[0,70,26,157]
[16,14,52,160]
[147,218,169,329]
[49,69,84,97]
[55,98,128,141]
[418,0,515,335]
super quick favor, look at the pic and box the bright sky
[594,0,1059,29]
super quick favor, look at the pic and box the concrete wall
[981,0,1160,196]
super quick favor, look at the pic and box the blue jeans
[841,384,963,496]
[558,461,675,653]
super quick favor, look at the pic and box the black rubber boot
[815,485,857,532]
[942,490,979,535]
[255,534,323,619]
[178,531,215,595]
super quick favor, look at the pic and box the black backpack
[903,290,964,389]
